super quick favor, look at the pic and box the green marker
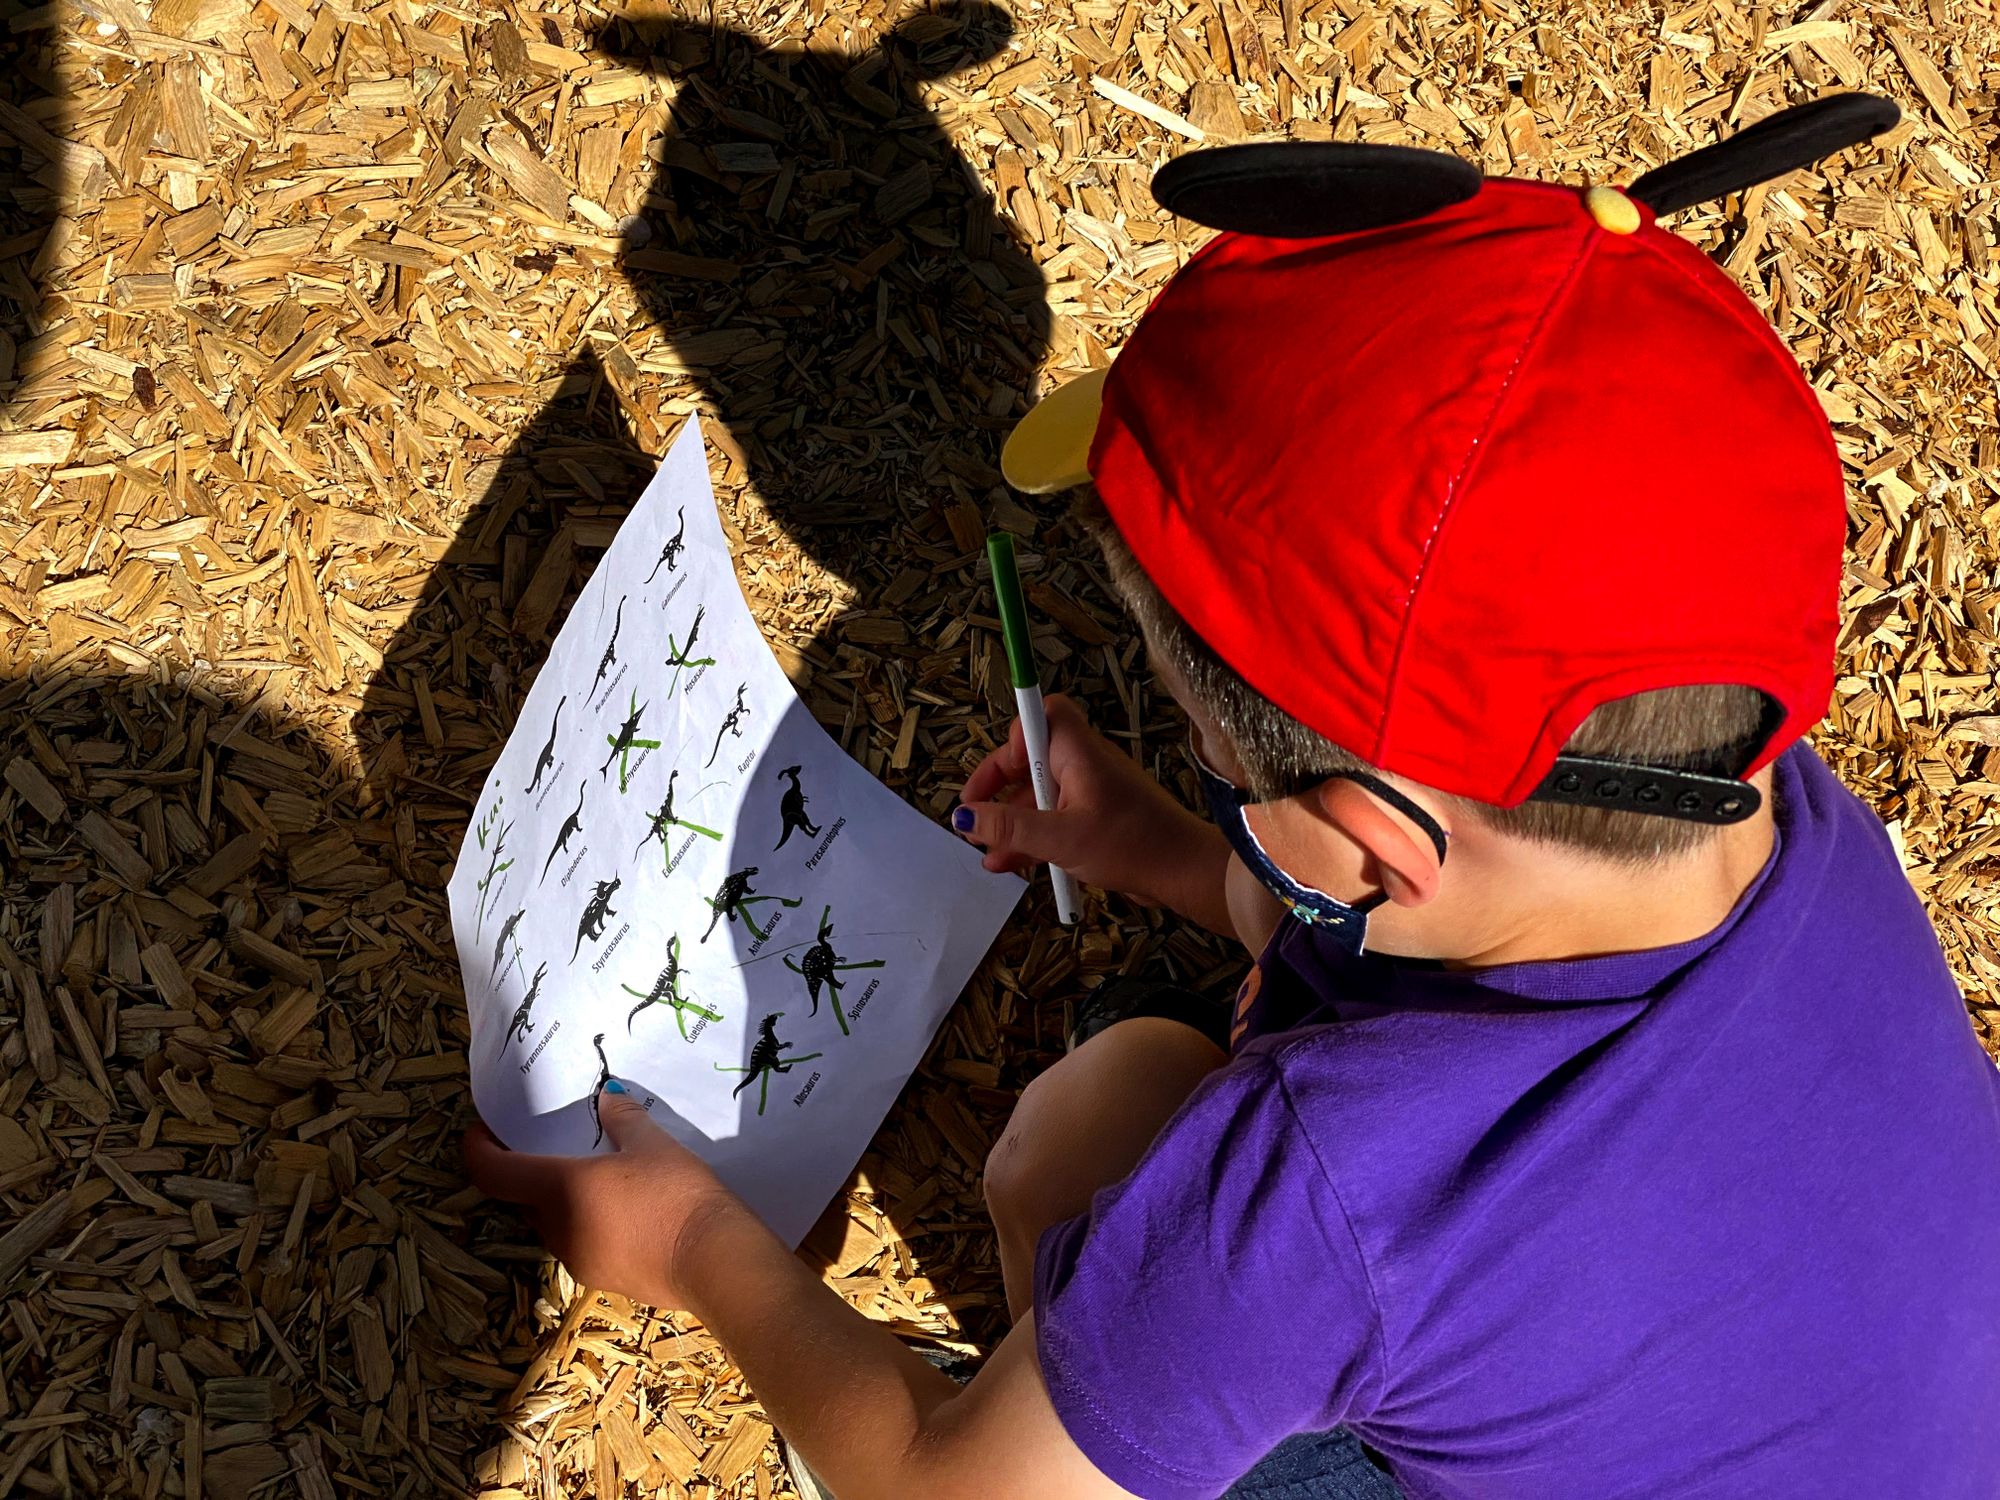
[987,532,1079,925]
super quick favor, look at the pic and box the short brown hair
[1073,488,1769,861]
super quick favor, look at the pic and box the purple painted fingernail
[603,1078,626,1095]
[952,806,975,832]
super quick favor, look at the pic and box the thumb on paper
[599,1085,666,1151]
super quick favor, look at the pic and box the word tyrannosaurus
[502,961,549,1053]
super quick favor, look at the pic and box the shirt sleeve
[1033,1050,1385,1500]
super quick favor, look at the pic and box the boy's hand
[955,694,1225,913]
[464,1087,737,1310]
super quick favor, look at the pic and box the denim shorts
[1224,1428,1404,1500]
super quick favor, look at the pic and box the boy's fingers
[598,1087,667,1152]
[464,1123,565,1207]
[958,799,1071,869]
[960,724,1030,804]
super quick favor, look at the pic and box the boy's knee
[983,1065,1069,1232]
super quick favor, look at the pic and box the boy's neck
[1404,768,1780,971]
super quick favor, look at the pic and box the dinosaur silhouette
[591,596,626,695]
[598,690,655,786]
[644,507,687,583]
[489,908,526,983]
[474,816,515,935]
[525,695,566,794]
[783,905,885,1036]
[540,783,587,882]
[705,684,750,769]
[501,962,549,1053]
[713,1012,823,1116]
[572,876,622,960]
[622,935,721,1039]
[773,765,821,850]
[636,768,723,861]
[700,864,801,943]
[589,1032,612,1147]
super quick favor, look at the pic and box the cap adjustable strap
[1527,756,1761,825]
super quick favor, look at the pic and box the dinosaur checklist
[448,420,1023,1247]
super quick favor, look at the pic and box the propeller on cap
[1151,93,1900,237]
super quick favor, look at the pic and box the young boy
[467,107,2000,1498]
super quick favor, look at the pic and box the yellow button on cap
[1584,185,1641,235]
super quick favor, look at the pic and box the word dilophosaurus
[572,876,622,960]
[783,906,884,1037]
[502,961,549,1053]
[525,695,566,795]
[644,508,687,583]
[622,935,721,1040]
[773,765,821,850]
[540,784,586,883]
[704,684,750,768]
[714,1013,823,1116]
[701,866,801,944]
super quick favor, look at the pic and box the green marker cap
[986,531,1037,690]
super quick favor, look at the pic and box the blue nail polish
[603,1078,626,1094]
[952,806,975,832]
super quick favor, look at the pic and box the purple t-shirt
[1036,745,2000,1498]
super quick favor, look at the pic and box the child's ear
[1317,779,1446,909]
[881,1,1014,82]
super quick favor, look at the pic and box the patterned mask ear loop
[1188,738,1448,956]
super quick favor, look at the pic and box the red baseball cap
[1003,95,1897,821]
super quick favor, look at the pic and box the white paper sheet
[448,421,1023,1247]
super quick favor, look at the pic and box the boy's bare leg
[984,1016,1229,1322]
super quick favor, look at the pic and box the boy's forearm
[676,1196,961,1499]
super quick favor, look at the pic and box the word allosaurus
[502,961,548,1053]
[572,876,621,960]
[540,784,586,883]
[772,764,821,850]
[704,684,750,768]
[701,865,800,943]
[621,935,720,1040]
[644,507,687,583]
[782,906,884,1037]
[713,1013,823,1116]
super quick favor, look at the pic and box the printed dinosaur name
[847,977,882,1025]
[518,1017,561,1075]
[590,922,632,973]
[804,817,847,870]
[792,1071,821,1108]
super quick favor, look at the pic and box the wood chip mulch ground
[0,0,1994,1494]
